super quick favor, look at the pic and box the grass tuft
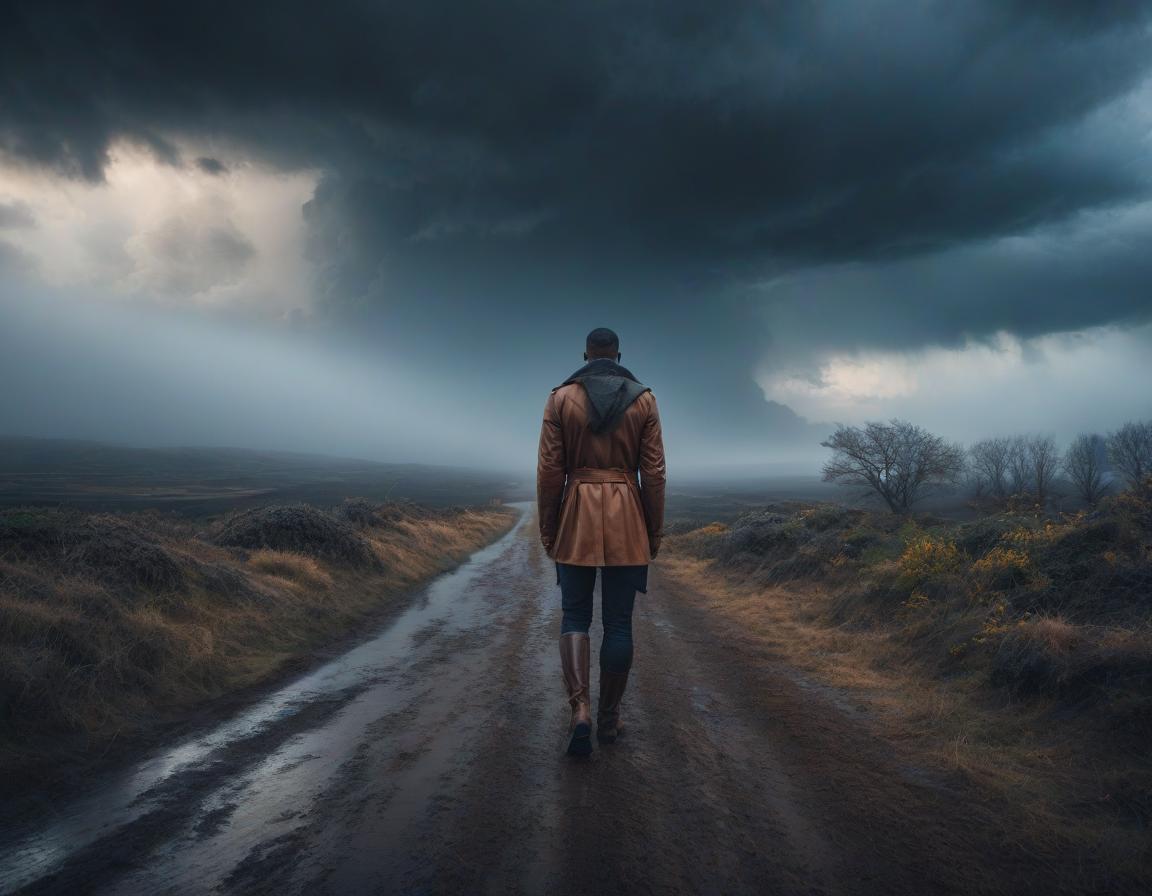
[247,549,333,590]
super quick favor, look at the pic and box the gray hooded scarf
[556,358,650,435]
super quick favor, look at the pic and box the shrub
[954,516,1025,556]
[991,617,1152,703]
[898,536,962,587]
[800,505,864,533]
[720,511,795,560]
[0,508,76,560]
[62,516,185,592]
[211,504,378,567]
[764,534,844,581]
[1102,476,1152,528]
[1,509,186,594]
[841,527,885,559]
[972,547,1032,590]
[333,498,386,528]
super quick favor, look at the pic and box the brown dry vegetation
[0,499,516,785]
[662,480,1152,883]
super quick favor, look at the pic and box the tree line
[820,419,1152,513]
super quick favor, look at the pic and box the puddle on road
[0,504,531,895]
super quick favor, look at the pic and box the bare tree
[1007,435,1032,496]
[1002,434,1059,505]
[964,468,988,499]
[821,420,965,514]
[1027,434,1060,506]
[1063,433,1109,506]
[969,437,1012,498]
[1107,421,1152,487]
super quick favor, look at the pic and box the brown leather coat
[537,382,666,566]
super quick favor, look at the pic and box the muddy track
[0,504,1122,895]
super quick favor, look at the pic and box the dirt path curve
[1,504,1073,895]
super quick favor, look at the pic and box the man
[537,327,667,756]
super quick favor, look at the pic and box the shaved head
[586,327,620,359]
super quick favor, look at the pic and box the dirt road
[0,504,1100,895]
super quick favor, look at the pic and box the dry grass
[662,481,1152,884]
[247,549,333,590]
[0,500,516,784]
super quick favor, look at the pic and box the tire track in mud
[269,531,557,896]
[376,528,572,895]
[415,531,834,896]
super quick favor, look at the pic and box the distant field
[5,435,1090,528]
[665,474,991,529]
[0,437,528,515]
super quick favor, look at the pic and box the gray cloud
[130,216,256,298]
[0,201,35,229]
[195,157,228,176]
[0,240,32,274]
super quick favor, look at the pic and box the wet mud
[0,503,1123,895]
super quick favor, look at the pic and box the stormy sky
[2,0,1152,475]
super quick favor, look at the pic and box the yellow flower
[899,536,962,582]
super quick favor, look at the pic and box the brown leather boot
[559,632,593,756]
[596,666,631,744]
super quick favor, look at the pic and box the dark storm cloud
[3,0,1150,269]
[3,0,1152,466]
[758,203,1152,367]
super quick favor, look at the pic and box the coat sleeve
[639,392,667,547]
[536,390,567,552]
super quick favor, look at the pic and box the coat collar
[557,357,642,387]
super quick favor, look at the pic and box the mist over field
[3,1,1152,475]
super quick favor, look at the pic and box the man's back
[537,362,666,567]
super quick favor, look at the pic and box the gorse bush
[971,547,1032,591]
[1103,475,1152,528]
[898,536,962,586]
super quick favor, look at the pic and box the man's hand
[541,536,555,554]
[649,535,661,559]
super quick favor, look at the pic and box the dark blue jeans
[556,562,648,674]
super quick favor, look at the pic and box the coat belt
[567,467,639,485]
